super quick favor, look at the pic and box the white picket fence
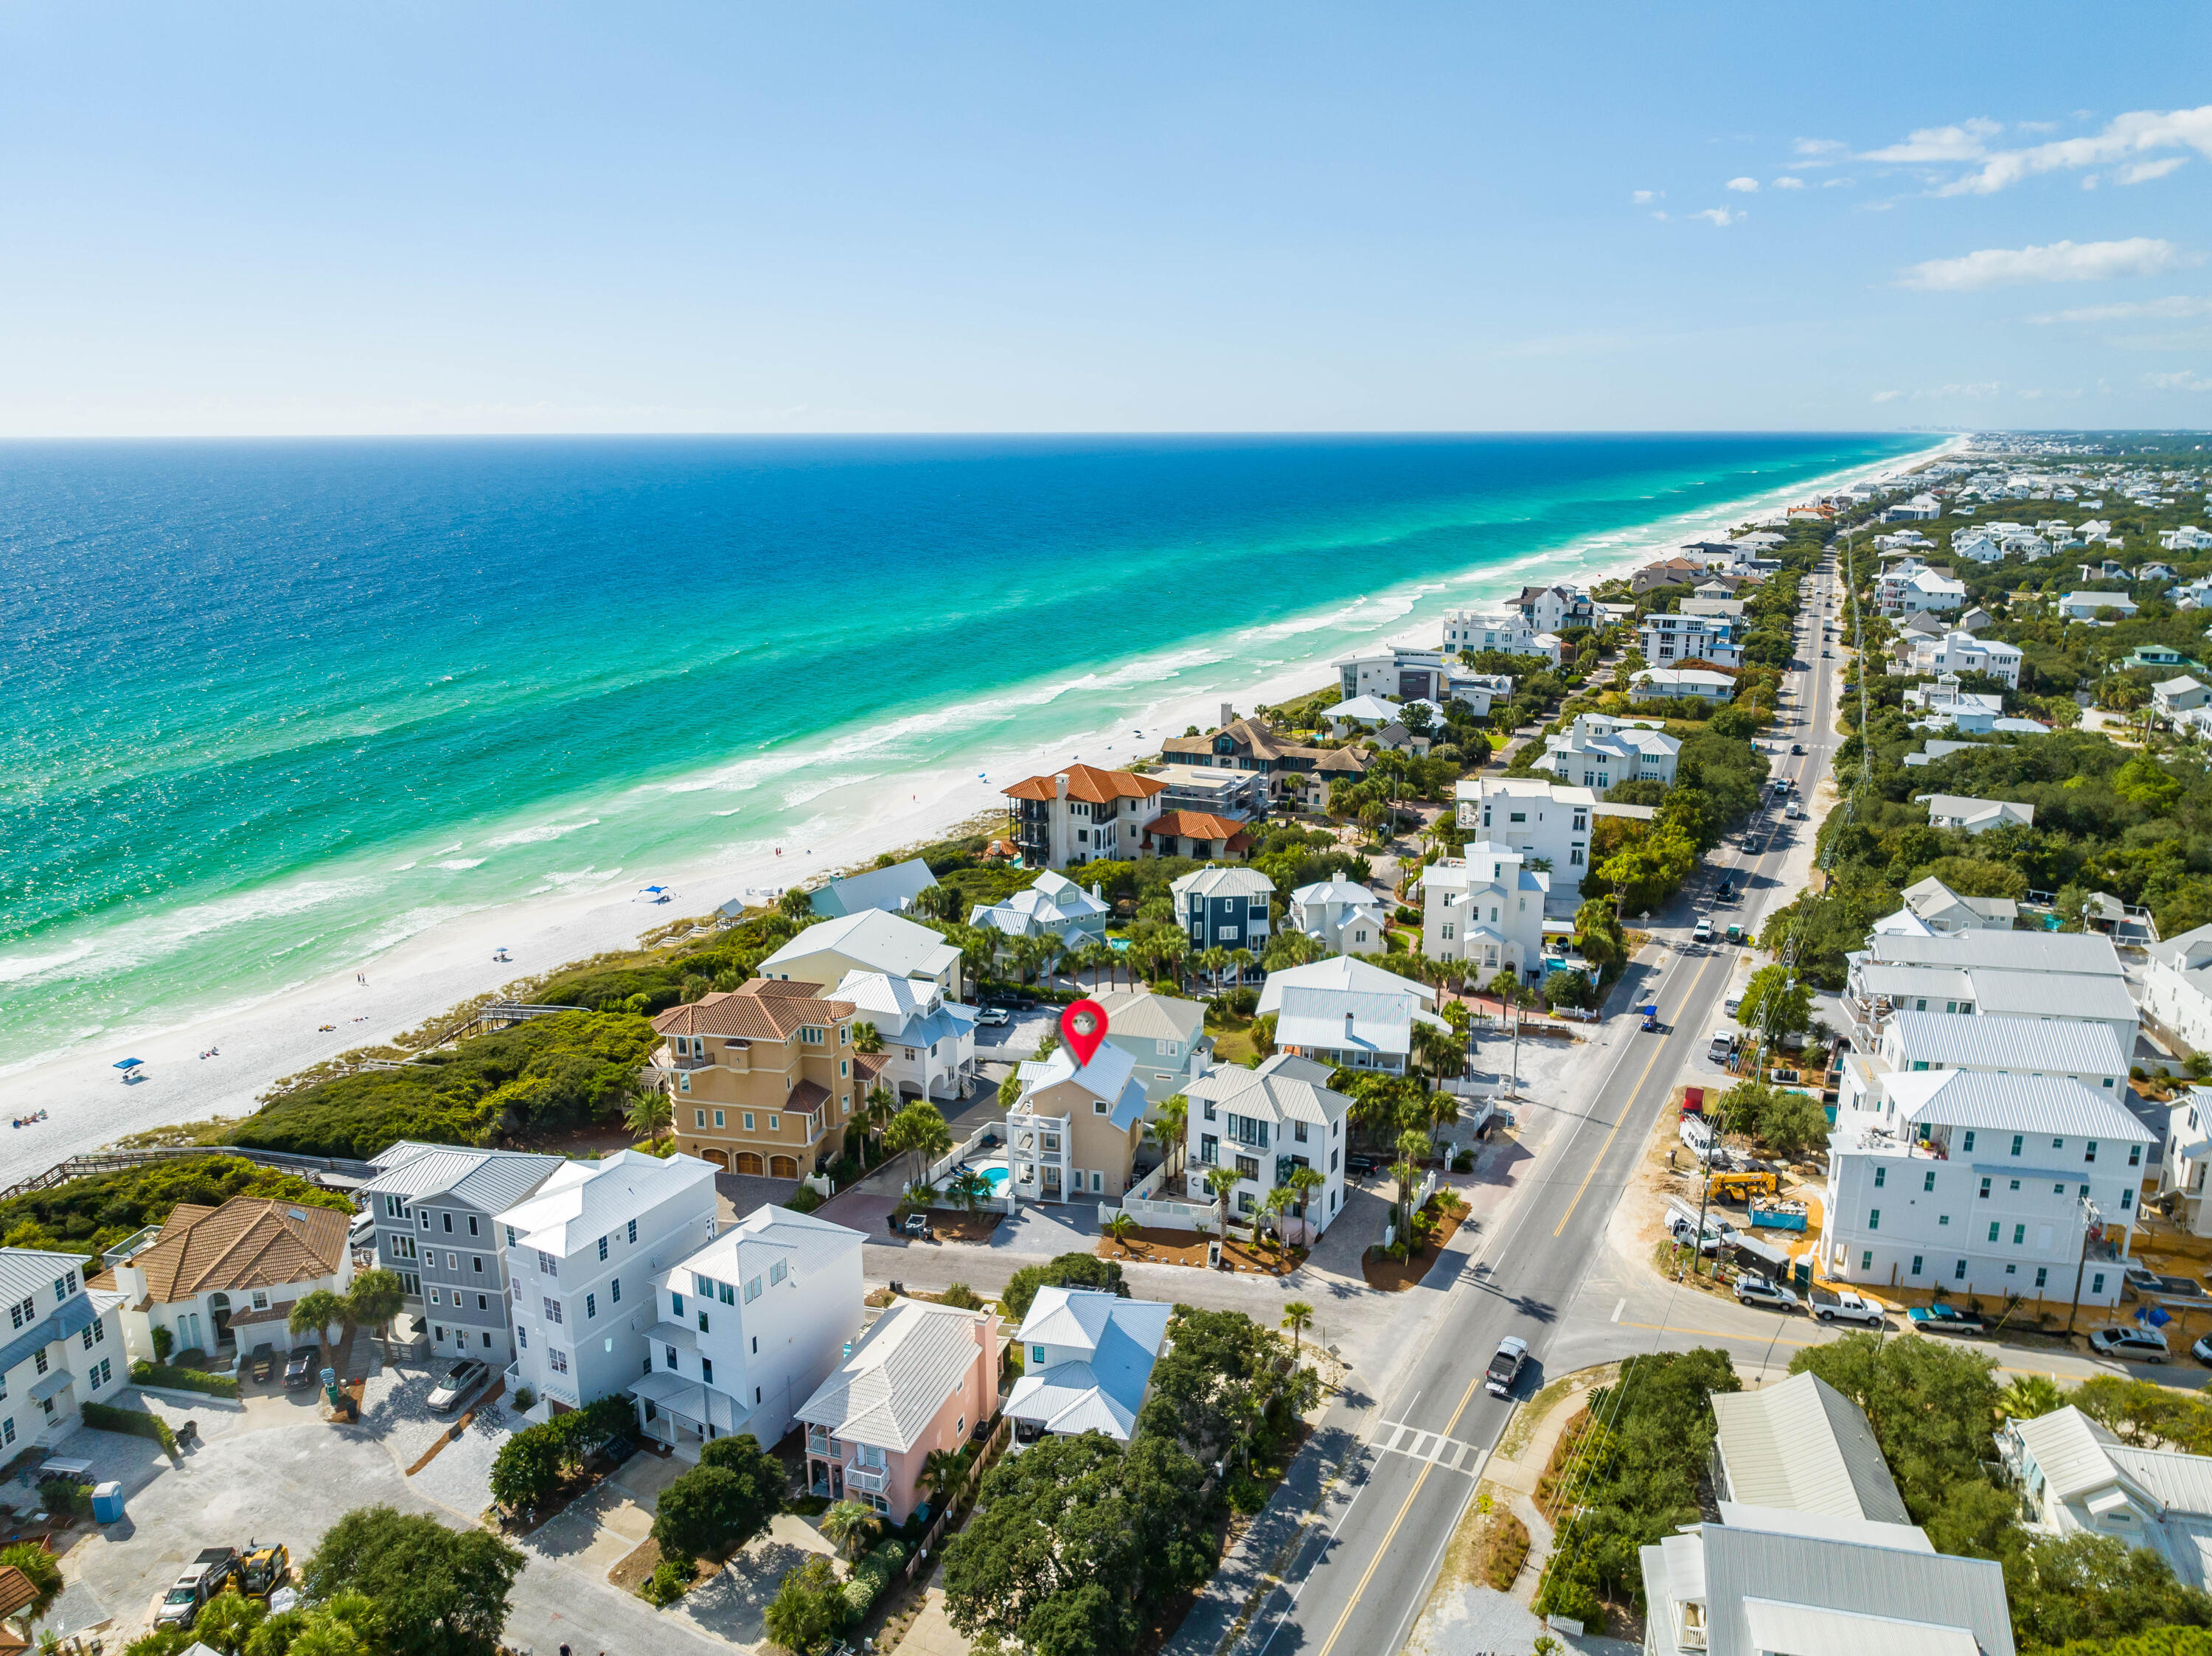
[1380,1169,1441,1251]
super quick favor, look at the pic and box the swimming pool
[979,1166,1012,1194]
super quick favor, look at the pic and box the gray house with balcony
[1169,866,1274,978]
[357,1142,566,1365]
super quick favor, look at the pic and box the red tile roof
[1143,812,1254,855]
[1001,763,1167,804]
[654,978,854,1040]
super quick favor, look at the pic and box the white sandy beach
[0,437,1958,1182]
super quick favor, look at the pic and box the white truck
[1722,954,1759,1020]
[1708,1026,1739,1064]
[1808,1286,1886,1326]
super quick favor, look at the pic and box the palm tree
[288,1287,349,1364]
[1228,947,1256,990]
[778,885,815,920]
[884,1099,954,1191]
[852,1020,883,1057]
[347,1269,406,1349]
[1154,1093,1190,1177]
[1284,1164,1326,1243]
[945,1169,992,1213]
[1998,1373,2065,1422]
[917,1447,968,1508]
[1281,1301,1315,1353]
[865,1082,897,1152]
[1258,1185,1292,1258]
[1393,1126,1430,1235]
[625,1088,674,1147]
[1196,947,1230,997]
[1206,1163,1240,1242]
[1104,1211,1138,1253]
[820,1500,882,1559]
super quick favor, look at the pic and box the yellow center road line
[1313,1365,1492,1656]
[1553,951,1716,1239]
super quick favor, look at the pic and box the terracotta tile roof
[134,1197,349,1303]
[788,1079,832,1114]
[1001,763,1167,805]
[1144,810,1251,844]
[0,1566,38,1622]
[653,978,855,1040]
[853,1052,889,1087]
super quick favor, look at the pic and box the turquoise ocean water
[1,434,1928,1071]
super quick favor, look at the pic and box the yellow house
[652,979,860,1177]
[1006,1043,1151,1204]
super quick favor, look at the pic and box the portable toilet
[91,1481,125,1524]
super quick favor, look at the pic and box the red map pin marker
[1060,998,1109,1067]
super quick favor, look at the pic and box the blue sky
[4,2,2209,434]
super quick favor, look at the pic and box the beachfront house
[1321,694,1442,738]
[1637,610,1741,669]
[1006,1287,1171,1445]
[639,1203,867,1462]
[499,1149,719,1412]
[1141,810,1254,861]
[1438,610,1562,666]
[1419,842,1548,978]
[998,763,1166,869]
[1287,877,1388,955]
[106,1196,353,1365]
[1094,987,1211,1105]
[1171,866,1273,970]
[807,859,939,920]
[0,1250,128,1454]
[652,978,860,1176]
[796,1294,996,1519]
[358,1142,567,1363]
[1183,1054,1351,1239]
[1330,647,1458,703]
[1159,709,1368,813]
[832,969,978,1104]
[1006,1042,1150,1204]
[759,906,965,1001]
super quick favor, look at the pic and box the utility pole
[2065,1193,2104,1337]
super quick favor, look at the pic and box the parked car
[154,1549,240,1631]
[283,1348,319,1389]
[248,1343,276,1383]
[2091,1326,2171,1364]
[1907,1304,1988,1337]
[1733,1276,1798,1312]
[1346,1155,1380,1179]
[1808,1286,1885,1326]
[427,1357,492,1413]
[347,1211,376,1250]
[976,1007,1011,1027]
[2192,1332,2212,1366]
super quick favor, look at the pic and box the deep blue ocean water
[0,434,1928,1067]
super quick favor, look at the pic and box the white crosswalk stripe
[1368,1419,1484,1473]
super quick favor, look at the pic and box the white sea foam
[481,818,601,849]
[435,858,487,870]
[0,941,97,986]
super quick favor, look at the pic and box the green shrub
[512,1385,535,1411]
[786,1185,824,1214]
[843,1538,910,1621]
[38,1478,91,1520]
[131,1360,239,1399]
[0,1155,349,1261]
[640,1558,691,1606]
[490,1395,633,1512]
[82,1399,179,1455]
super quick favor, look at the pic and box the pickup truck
[1485,1336,1530,1398]
[1907,1304,1988,1337]
[1808,1287,1886,1327]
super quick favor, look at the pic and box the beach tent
[114,1057,145,1081]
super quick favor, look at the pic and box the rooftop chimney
[1055,771,1070,800]
[1220,702,1234,731]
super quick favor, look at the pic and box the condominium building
[1823,1071,2152,1306]
[652,978,862,1177]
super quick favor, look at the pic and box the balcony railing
[844,1463,890,1495]
[807,1428,842,1458]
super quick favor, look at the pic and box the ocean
[1,433,1929,1073]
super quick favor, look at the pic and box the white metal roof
[761,908,963,981]
[793,1298,990,1453]
[1093,987,1207,1046]
[494,1149,716,1256]
[1885,1011,2128,1076]
[1170,866,1276,900]
[1863,928,2124,978]
[1183,1052,1349,1130]
[1276,987,1416,1058]
[357,1144,567,1213]
[1740,1600,1979,1656]
[1709,1373,1911,1525]
[1886,1071,2155,1143]
[661,1202,866,1294]
[1256,954,1434,1014]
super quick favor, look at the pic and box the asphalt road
[1182,555,1847,1656]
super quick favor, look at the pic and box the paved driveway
[43,1385,740,1655]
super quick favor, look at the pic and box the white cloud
[2081,175,2101,190]
[2025,294,2212,324]
[2118,156,2187,185]
[1821,176,1854,189]
[2149,370,2212,392]
[1863,117,2005,164]
[1652,210,1669,220]
[1773,176,1806,189]
[1725,176,1759,194]
[1899,237,2194,291]
[1632,189,1655,204]
[1871,390,1902,403]
[1934,104,2212,195]
[1692,207,1739,227]
[1792,137,1849,162]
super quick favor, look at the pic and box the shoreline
[0,434,1958,1180]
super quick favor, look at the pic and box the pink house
[793,1296,1000,1523]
